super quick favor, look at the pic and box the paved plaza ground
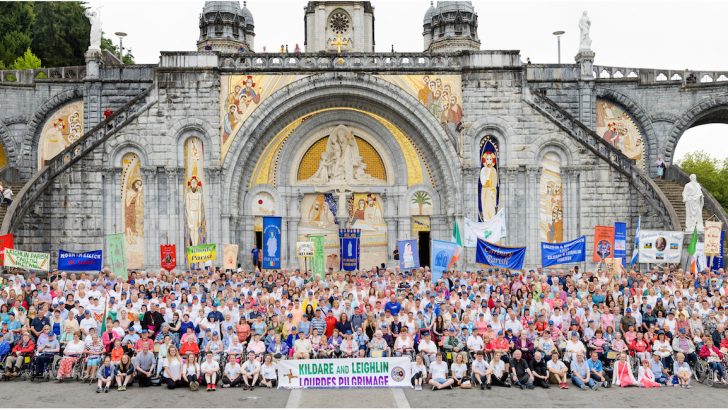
[0,380,725,407]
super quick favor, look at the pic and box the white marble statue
[85,8,102,51]
[682,174,705,232]
[579,11,592,51]
[304,124,384,185]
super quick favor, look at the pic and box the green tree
[11,48,42,69]
[31,2,90,67]
[100,36,135,65]
[679,151,728,211]
[0,2,35,67]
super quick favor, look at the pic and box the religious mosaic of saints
[223,76,261,145]
[478,135,499,222]
[349,193,385,232]
[38,101,84,168]
[539,152,564,243]
[417,75,464,131]
[595,100,645,169]
[302,194,337,229]
[184,137,207,247]
[120,152,144,269]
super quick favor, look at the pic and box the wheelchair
[694,358,725,387]
[51,354,86,381]
[29,353,58,382]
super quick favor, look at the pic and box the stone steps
[653,179,712,231]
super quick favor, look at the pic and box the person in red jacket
[699,337,727,384]
[629,332,650,363]
[324,310,338,338]
[4,332,35,377]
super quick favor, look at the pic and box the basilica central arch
[220,73,462,267]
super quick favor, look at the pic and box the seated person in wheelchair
[393,327,414,358]
[443,327,466,363]
[266,333,289,360]
[672,328,698,366]
[34,330,60,377]
[4,332,34,377]
[293,330,313,359]
[699,337,727,384]
[55,330,85,381]
[339,330,357,358]
[629,332,651,363]
[418,331,437,366]
[648,352,672,385]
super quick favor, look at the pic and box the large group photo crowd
[0,261,727,395]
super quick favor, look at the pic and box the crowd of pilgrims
[0,263,727,393]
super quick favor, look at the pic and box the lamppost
[114,31,127,62]
[552,30,565,64]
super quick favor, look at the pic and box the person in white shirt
[451,353,471,389]
[547,352,569,389]
[471,351,492,390]
[260,354,278,388]
[182,353,201,391]
[293,331,313,359]
[488,352,510,387]
[241,351,261,390]
[200,351,220,391]
[411,354,427,391]
[428,352,454,390]
[221,354,242,388]
[417,332,437,366]
[467,333,484,353]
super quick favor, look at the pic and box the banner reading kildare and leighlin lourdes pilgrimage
[475,238,526,270]
[277,357,412,389]
[263,216,282,269]
[57,249,103,271]
[339,229,361,271]
[4,248,50,271]
[541,236,586,268]
[638,230,684,263]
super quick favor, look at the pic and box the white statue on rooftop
[85,8,102,51]
[579,11,592,51]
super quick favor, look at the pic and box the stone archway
[664,93,728,164]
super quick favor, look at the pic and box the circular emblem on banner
[390,366,405,382]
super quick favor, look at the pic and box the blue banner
[431,240,460,281]
[614,222,627,267]
[339,229,360,271]
[324,193,337,218]
[262,216,282,269]
[541,237,586,268]
[476,239,526,270]
[711,231,724,270]
[58,249,103,271]
[398,239,420,270]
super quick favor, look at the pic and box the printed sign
[0,233,13,265]
[223,244,239,270]
[704,221,723,256]
[475,239,526,270]
[58,249,103,271]
[541,237,586,267]
[593,226,615,262]
[4,248,50,271]
[106,233,127,279]
[638,230,684,263]
[160,244,177,271]
[263,216,282,269]
[187,243,217,265]
[397,239,420,270]
[277,357,412,389]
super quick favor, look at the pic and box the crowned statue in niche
[304,124,385,185]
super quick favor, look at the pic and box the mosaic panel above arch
[37,100,84,169]
[595,99,646,169]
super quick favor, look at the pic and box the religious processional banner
[0,233,14,265]
[541,236,586,267]
[637,230,684,263]
[397,239,420,270]
[431,240,460,281]
[339,229,360,271]
[277,357,411,389]
[262,216,282,269]
[187,244,217,265]
[592,225,615,262]
[704,221,723,256]
[4,248,50,271]
[614,222,627,266]
[475,239,526,270]
[223,244,239,270]
[463,209,506,247]
[106,233,127,279]
[311,235,326,279]
[711,231,724,269]
[160,244,177,271]
[58,249,103,271]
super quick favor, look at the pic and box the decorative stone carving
[85,8,102,51]
[578,11,592,52]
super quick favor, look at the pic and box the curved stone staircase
[1,86,156,235]
[656,166,728,231]
[524,88,681,230]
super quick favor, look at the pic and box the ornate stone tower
[423,1,480,53]
[197,1,255,52]
[304,1,375,53]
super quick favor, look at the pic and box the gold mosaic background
[296,136,387,181]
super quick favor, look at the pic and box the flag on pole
[630,216,640,267]
[452,220,462,246]
[688,226,698,255]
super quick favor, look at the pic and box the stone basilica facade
[0,1,726,271]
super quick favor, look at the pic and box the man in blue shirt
[384,294,401,316]
[586,350,608,388]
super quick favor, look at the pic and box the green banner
[106,233,127,279]
[311,235,325,279]
[4,248,50,271]
[187,243,217,265]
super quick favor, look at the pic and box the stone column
[207,168,222,265]
[165,167,181,264]
[141,167,157,269]
[505,167,521,245]
[526,167,542,267]
[101,167,114,237]
[564,167,581,239]
[241,215,255,270]
[575,49,596,129]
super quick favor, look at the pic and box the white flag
[464,209,507,247]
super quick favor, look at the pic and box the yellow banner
[186,244,217,265]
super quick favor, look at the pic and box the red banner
[160,244,177,271]
[0,233,14,265]
[593,226,615,262]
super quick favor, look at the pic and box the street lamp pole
[114,32,127,62]
[552,30,565,64]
